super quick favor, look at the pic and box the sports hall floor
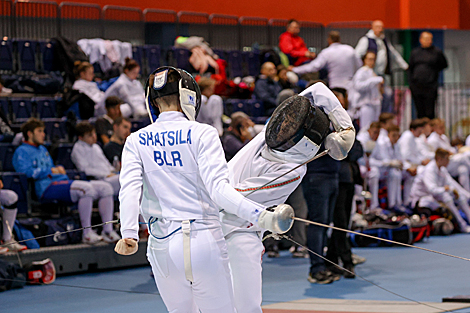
[3,234,470,313]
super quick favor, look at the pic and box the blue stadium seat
[15,39,37,72]
[170,48,191,72]
[43,118,67,142]
[131,118,151,132]
[144,45,161,74]
[38,41,54,72]
[243,51,260,77]
[247,99,264,117]
[0,98,10,122]
[34,97,57,118]
[56,143,75,170]
[213,49,227,60]
[0,39,14,72]
[10,98,33,122]
[228,50,244,78]
[1,172,29,214]
[225,99,249,116]
[132,46,144,74]
[0,143,18,172]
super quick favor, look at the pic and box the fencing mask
[144,66,201,123]
[265,95,330,158]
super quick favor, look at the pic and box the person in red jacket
[279,19,316,66]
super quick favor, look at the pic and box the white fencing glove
[257,204,295,234]
[325,106,355,161]
[114,238,138,255]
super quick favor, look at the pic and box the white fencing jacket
[72,79,106,109]
[105,73,147,117]
[196,94,224,136]
[398,130,424,166]
[293,43,361,90]
[352,65,383,110]
[119,111,265,240]
[370,136,409,169]
[71,140,115,179]
[410,160,470,206]
[416,134,436,159]
[427,132,457,153]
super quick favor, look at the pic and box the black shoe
[307,270,334,284]
[343,264,356,279]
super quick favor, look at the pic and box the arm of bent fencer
[423,167,447,198]
[197,127,264,224]
[118,135,143,241]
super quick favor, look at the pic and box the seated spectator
[72,61,106,112]
[0,180,27,253]
[370,125,413,211]
[175,36,220,75]
[104,58,147,118]
[196,77,223,136]
[416,117,436,160]
[377,112,396,143]
[357,121,381,209]
[277,65,295,90]
[353,51,384,130]
[103,116,132,165]
[398,119,429,205]
[254,62,282,115]
[0,105,14,143]
[72,121,120,195]
[410,148,470,233]
[95,96,122,145]
[12,118,120,244]
[221,112,255,161]
[279,19,315,66]
[428,118,457,153]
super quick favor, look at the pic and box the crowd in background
[1,18,465,287]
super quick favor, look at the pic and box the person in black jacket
[408,32,448,119]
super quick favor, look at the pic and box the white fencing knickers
[225,231,265,313]
[147,219,236,313]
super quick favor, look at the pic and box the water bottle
[113,155,120,172]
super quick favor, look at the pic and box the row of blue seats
[1,97,59,123]
[0,39,54,73]
[224,98,265,118]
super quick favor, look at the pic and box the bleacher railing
[209,14,239,51]
[177,11,210,44]
[59,2,102,42]
[1,0,13,38]
[14,0,59,40]
[239,16,269,50]
[102,5,144,45]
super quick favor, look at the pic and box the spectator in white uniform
[410,148,470,233]
[196,77,223,136]
[353,51,384,130]
[292,31,361,93]
[357,121,381,209]
[355,20,408,76]
[377,112,396,144]
[72,61,106,113]
[398,119,430,205]
[71,122,120,196]
[416,117,436,160]
[428,118,470,191]
[104,58,147,118]
[370,125,412,210]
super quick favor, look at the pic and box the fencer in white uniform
[115,66,294,313]
[410,148,470,233]
[104,73,148,118]
[221,83,355,313]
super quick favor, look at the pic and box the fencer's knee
[72,180,98,200]
[91,181,114,198]
[1,190,18,208]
